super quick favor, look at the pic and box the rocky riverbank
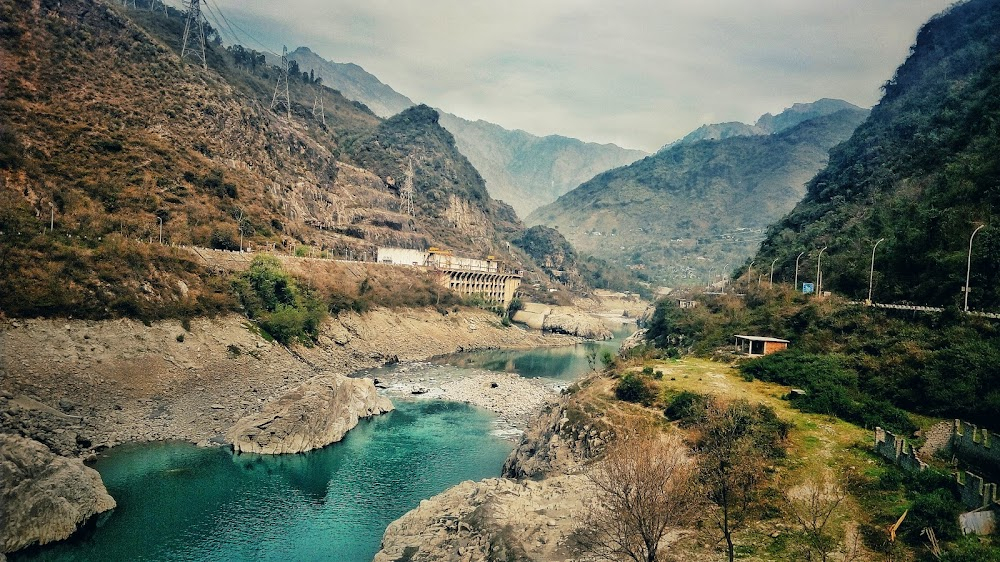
[0,434,116,555]
[375,368,562,438]
[373,372,619,561]
[0,307,578,457]
[373,475,596,562]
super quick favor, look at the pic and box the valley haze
[218,0,954,151]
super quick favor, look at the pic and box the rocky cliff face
[0,434,116,554]
[227,375,393,455]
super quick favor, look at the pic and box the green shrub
[740,350,916,433]
[232,255,327,345]
[905,488,962,542]
[664,391,709,426]
[615,373,653,404]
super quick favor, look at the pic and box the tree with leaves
[697,399,787,562]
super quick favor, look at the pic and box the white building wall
[377,247,428,266]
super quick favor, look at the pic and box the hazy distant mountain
[288,47,413,118]
[436,115,648,217]
[289,47,647,218]
[661,98,862,150]
[527,103,868,285]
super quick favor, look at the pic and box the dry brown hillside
[0,0,521,318]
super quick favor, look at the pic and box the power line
[204,0,280,56]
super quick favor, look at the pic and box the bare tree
[788,477,847,561]
[582,427,703,562]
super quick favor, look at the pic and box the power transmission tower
[180,0,207,69]
[271,45,291,118]
[312,90,326,126]
[400,156,415,216]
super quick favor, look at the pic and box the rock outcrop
[618,329,648,356]
[543,310,613,340]
[226,375,393,455]
[502,399,610,479]
[0,434,116,554]
[513,303,614,340]
[373,475,594,562]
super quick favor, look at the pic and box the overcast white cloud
[210,0,955,151]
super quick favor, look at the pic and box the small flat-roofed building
[734,334,789,356]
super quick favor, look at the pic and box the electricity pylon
[180,0,207,69]
[270,45,291,118]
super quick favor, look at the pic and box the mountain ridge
[287,47,647,217]
[0,0,524,318]
[527,103,868,284]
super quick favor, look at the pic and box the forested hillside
[527,103,867,284]
[756,0,1000,309]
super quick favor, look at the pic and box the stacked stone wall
[952,420,1000,467]
[956,471,1000,510]
[874,427,929,472]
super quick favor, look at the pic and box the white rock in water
[226,375,393,455]
[0,434,116,554]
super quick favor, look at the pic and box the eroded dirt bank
[0,307,576,457]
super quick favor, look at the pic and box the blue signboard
[802,283,815,294]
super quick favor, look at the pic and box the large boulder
[618,329,648,356]
[0,434,116,554]
[542,308,613,340]
[226,375,393,455]
[373,475,593,562]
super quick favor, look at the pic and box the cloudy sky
[210,0,955,152]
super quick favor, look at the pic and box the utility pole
[868,238,885,305]
[312,90,326,126]
[400,155,415,216]
[49,202,54,232]
[180,0,207,69]
[271,46,291,119]
[816,246,828,297]
[794,252,805,293]
[965,224,985,312]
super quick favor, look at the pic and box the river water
[14,328,632,562]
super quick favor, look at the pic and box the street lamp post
[794,252,805,292]
[157,216,163,245]
[49,202,54,232]
[816,247,828,297]
[965,224,986,312]
[868,238,885,305]
[769,258,779,289]
[747,260,755,288]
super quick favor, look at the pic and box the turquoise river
[14,330,630,562]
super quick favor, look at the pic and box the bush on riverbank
[232,255,326,345]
